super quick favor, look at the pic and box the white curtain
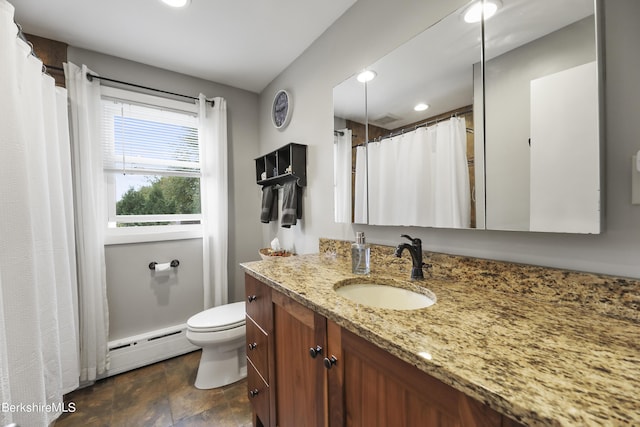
[353,146,368,224]
[333,129,352,223]
[0,1,79,425]
[432,118,470,228]
[65,62,110,382]
[367,117,470,227]
[199,95,228,309]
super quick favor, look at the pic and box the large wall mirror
[333,0,602,233]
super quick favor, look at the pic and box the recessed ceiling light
[160,0,191,8]
[463,0,501,23]
[357,70,377,83]
[414,103,429,112]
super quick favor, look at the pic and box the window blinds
[101,97,200,176]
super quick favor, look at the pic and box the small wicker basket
[259,248,294,260]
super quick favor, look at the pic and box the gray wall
[105,239,203,341]
[68,48,263,339]
[258,0,640,279]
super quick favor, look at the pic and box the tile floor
[54,350,253,427]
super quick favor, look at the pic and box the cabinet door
[273,291,327,427]
[336,328,503,427]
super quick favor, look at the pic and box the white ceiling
[333,0,595,130]
[11,0,356,93]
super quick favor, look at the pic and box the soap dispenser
[351,232,370,275]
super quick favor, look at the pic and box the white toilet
[186,301,247,389]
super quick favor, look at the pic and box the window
[101,87,202,237]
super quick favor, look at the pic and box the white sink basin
[335,280,436,310]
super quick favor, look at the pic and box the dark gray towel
[260,185,278,223]
[281,181,302,228]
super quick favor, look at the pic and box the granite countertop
[240,239,639,426]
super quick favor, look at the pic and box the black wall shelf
[255,143,307,187]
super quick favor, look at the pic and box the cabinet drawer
[247,359,270,426]
[245,274,272,328]
[246,317,269,383]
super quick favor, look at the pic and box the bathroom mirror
[483,0,601,232]
[334,1,482,228]
[333,0,602,233]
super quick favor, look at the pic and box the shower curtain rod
[371,108,474,143]
[15,23,205,106]
[45,65,64,72]
[14,21,62,76]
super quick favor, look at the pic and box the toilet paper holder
[148,259,180,270]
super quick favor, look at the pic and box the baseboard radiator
[100,323,198,378]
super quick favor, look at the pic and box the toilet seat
[187,301,246,333]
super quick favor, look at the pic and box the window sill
[104,224,203,245]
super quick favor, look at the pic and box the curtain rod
[41,66,213,106]
[83,72,214,106]
[372,108,473,143]
[15,23,208,107]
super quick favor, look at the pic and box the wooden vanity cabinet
[245,273,327,427]
[329,327,510,427]
[245,274,523,427]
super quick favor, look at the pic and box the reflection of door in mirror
[529,61,599,233]
[483,0,600,233]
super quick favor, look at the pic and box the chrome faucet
[394,234,428,280]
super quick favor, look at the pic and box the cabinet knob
[248,342,257,351]
[249,389,260,398]
[323,355,338,369]
[309,345,323,358]
[247,295,257,303]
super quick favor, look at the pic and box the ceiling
[11,0,356,93]
[333,0,595,130]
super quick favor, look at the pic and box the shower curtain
[361,117,470,227]
[0,1,79,425]
[334,129,352,223]
[199,95,229,309]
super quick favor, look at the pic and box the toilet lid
[187,301,246,332]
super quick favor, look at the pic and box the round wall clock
[271,89,292,129]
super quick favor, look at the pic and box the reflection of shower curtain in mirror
[334,129,352,223]
[354,146,368,224]
[363,117,470,227]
